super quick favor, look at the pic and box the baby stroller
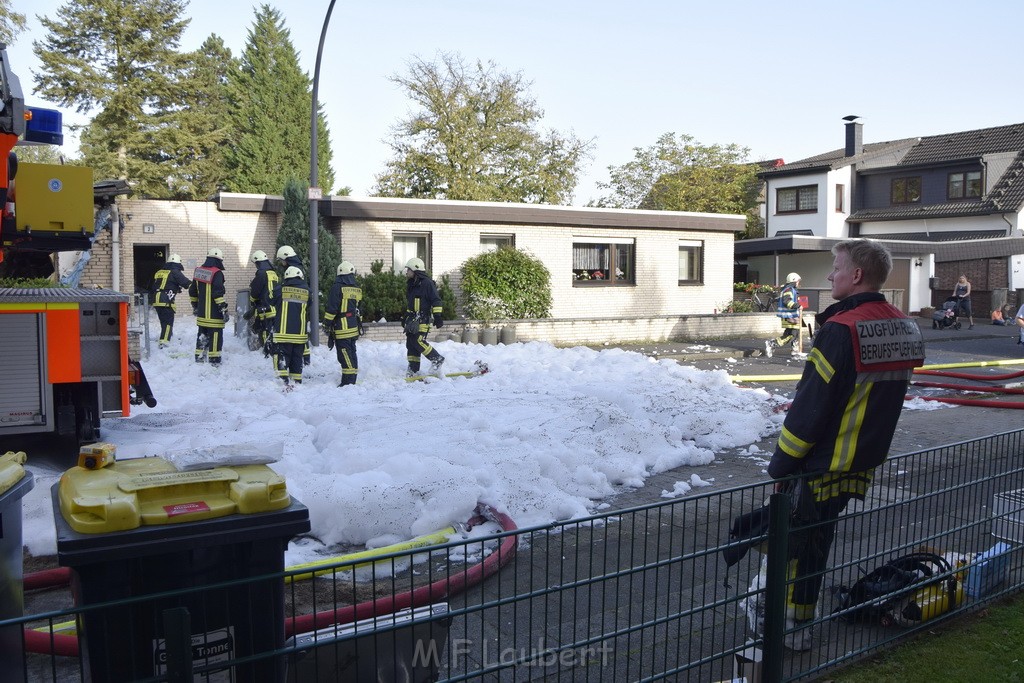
[931,297,962,330]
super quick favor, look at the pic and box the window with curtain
[678,240,704,284]
[572,239,634,285]
[776,185,818,213]
[392,233,430,273]
[480,234,514,252]
[948,171,982,200]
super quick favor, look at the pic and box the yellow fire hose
[35,525,461,636]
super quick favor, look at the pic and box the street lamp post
[308,0,337,347]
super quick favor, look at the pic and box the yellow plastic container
[0,451,27,495]
[58,456,291,534]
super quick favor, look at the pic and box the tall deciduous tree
[33,0,190,197]
[375,52,592,204]
[0,1,26,45]
[277,177,341,315]
[595,132,764,237]
[225,5,334,195]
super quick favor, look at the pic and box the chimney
[843,115,863,156]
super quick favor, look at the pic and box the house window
[572,238,634,285]
[480,234,514,252]
[835,184,845,212]
[891,176,922,204]
[776,185,817,213]
[393,233,430,273]
[948,171,982,199]
[678,240,704,284]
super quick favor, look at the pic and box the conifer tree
[160,35,236,199]
[0,1,26,45]
[225,5,334,195]
[277,177,341,316]
[33,0,190,197]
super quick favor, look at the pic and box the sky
[19,319,947,567]
[9,1,1024,204]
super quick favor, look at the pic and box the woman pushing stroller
[952,275,975,329]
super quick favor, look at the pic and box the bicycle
[751,290,778,312]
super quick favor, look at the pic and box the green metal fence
[12,428,1024,681]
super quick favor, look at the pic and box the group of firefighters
[150,248,446,388]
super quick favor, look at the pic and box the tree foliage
[160,35,235,199]
[375,52,592,204]
[277,177,341,316]
[0,0,26,45]
[225,5,334,195]
[460,247,551,320]
[595,132,764,238]
[357,260,406,322]
[33,0,190,197]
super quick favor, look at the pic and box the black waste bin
[53,456,309,682]
[1,468,34,683]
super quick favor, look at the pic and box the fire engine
[0,43,154,447]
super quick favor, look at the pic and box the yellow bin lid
[58,456,291,534]
[0,451,27,495]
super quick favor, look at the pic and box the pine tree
[33,0,190,197]
[277,178,341,316]
[225,5,334,195]
[160,35,236,200]
[0,1,26,45]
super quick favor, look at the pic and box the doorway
[133,244,168,299]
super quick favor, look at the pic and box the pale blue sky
[9,0,1024,205]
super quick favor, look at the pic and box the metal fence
[12,429,1024,682]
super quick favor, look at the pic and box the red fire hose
[285,503,518,637]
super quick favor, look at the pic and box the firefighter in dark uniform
[188,247,229,364]
[276,245,311,366]
[246,250,279,354]
[271,265,310,387]
[403,257,444,377]
[150,253,191,348]
[767,239,925,651]
[323,260,362,387]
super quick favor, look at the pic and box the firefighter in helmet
[271,265,310,388]
[188,247,229,364]
[323,260,362,386]
[276,245,311,366]
[403,257,444,377]
[150,253,191,348]
[246,250,279,354]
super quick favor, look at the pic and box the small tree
[277,178,340,316]
[460,247,551,320]
[357,260,406,322]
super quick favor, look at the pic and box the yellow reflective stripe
[830,382,871,472]
[777,426,813,458]
[808,347,834,383]
[809,471,873,501]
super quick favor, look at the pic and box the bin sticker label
[154,626,235,681]
[119,468,238,492]
[164,501,212,517]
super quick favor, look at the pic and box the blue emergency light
[23,106,62,145]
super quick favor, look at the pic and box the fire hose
[23,502,518,656]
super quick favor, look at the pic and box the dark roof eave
[736,234,1024,261]
[215,194,745,232]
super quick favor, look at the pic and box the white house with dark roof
[72,194,761,345]
[737,118,1024,315]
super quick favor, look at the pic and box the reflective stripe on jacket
[188,258,227,328]
[273,277,310,343]
[324,273,362,340]
[769,293,925,492]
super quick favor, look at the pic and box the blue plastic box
[966,542,1013,598]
